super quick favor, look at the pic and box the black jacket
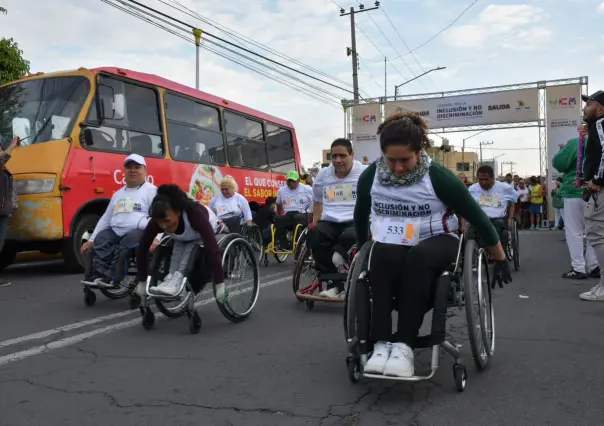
[583,117,604,186]
[254,205,276,230]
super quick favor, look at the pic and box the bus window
[84,76,164,157]
[266,124,295,173]
[164,92,225,165]
[224,111,268,170]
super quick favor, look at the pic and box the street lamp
[394,67,446,100]
[462,129,488,171]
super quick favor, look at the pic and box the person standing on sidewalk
[0,136,20,287]
[552,127,599,279]
[550,177,564,230]
[579,90,604,300]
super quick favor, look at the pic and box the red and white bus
[0,66,301,271]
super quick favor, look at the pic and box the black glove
[492,259,512,289]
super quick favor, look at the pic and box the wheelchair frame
[80,245,139,307]
[137,233,261,334]
[344,228,495,392]
[262,223,307,266]
[292,241,357,310]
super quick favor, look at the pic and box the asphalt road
[0,231,603,426]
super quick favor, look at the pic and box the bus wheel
[63,213,100,273]
[0,245,17,271]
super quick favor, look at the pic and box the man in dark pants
[306,138,366,298]
[274,171,312,250]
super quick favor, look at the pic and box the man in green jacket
[552,135,599,279]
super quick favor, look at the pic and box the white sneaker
[152,272,183,297]
[363,341,392,374]
[319,287,340,298]
[215,282,227,303]
[580,283,604,301]
[135,281,146,298]
[384,342,415,377]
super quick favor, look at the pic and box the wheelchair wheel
[462,239,493,371]
[512,222,520,271]
[273,252,288,263]
[149,241,190,319]
[243,224,263,262]
[98,249,136,300]
[294,228,308,262]
[292,244,318,301]
[216,237,260,323]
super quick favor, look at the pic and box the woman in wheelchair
[354,112,512,378]
[209,175,254,233]
[134,184,226,300]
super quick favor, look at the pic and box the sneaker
[319,287,340,298]
[589,267,601,279]
[151,272,183,297]
[580,283,604,301]
[0,279,11,288]
[384,342,415,377]
[215,282,228,303]
[530,225,535,230]
[562,269,588,280]
[364,341,392,375]
[135,281,146,298]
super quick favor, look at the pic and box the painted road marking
[0,270,289,351]
[0,275,289,367]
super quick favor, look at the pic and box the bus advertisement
[0,67,301,271]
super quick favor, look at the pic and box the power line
[119,0,355,95]
[101,0,343,108]
[357,55,383,91]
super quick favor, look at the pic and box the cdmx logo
[548,97,577,107]
[354,114,377,123]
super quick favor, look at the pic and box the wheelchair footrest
[415,334,446,349]
[295,291,344,303]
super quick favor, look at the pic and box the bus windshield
[0,76,90,148]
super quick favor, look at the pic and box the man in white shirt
[274,170,313,250]
[81,154,160,288]
[307,138,366,298]
[469,165,518,249]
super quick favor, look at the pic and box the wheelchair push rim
[216,237,260,322]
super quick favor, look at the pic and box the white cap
[123,153,146,167]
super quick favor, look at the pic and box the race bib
[372,217,421,246]
[114,197,134,214]
[324,183,354,203]
[479,194,501,208]
[216,204,233,216]
[284,197,296,206]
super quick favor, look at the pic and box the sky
[1,0,602,177]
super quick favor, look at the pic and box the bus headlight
[14,178,56,194]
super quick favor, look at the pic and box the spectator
[362,156,369,165]
[550,177,564,230]
[528,176,543,229]
[0,136,20,288]
[301,173,313,186]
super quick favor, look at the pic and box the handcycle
[262,213,311,267]
[136,232,260,334]
[292,239,356,311]
[80,243,139,307]
[344,224,495,392]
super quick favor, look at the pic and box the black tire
[294,228,308,262]
[344,241,373,355]
[189,310,202,334]
[512,223,520,271]
[216,237,260,323]
[99,249,134,300]
[152,241,191,319]
[453,364,467,392]
[142,308,155,330]
[242,224,263,262]
[292,244,316,301]
[462,239,490,371]
[273,252,288,263]
[0,245,17,271]
[64,213,100,272]
[346,356,361,383]
[83,288,96,306]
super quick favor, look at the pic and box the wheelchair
[292,239,356,311]
[344,225,495,392]
[80,244,139,307]
[505,217,520,271]
[136,232,260,334]
[262,215,309,267]
[221,216,264,262]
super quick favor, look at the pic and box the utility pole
[501,161,516,175]
[479,141,493,163]
[340,2,380,103]
[384,56,387,99]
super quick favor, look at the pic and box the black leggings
[306,220,355,273]
[369,234,459,348]
[274,212,307,246]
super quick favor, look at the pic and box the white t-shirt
[91,182,157,240]
[209,192,252,222]
[517,187,529,203]
[276,184,313,214]
[469,181,519,219]
[313,161,366,223]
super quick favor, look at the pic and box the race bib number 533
[372,218,421,246]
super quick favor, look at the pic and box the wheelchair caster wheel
[189,310,202,334]
[83,288,96,306]
[346,356,361,383]
[142,308,155,330]
[306,300,314,311]
[263,258,269,267]
[129,293,141,310]
[453,364,467,392]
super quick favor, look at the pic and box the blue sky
[1,0,602,176]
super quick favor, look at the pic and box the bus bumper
[6,197,64,241]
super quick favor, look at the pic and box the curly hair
[149,184,194,219]
[377,112,431,152]
[220,175,238,192]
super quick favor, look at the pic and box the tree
[0,7,30,85]
[307,161,321,176]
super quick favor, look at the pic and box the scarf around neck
[376,149,430,187]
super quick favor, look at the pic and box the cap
[285,170,300,181]
[581,90,604,105]
[123,153,146,167]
